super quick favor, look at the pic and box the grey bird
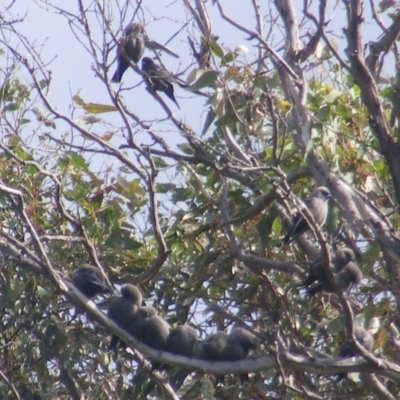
[165,325,198,357]
[125,306,170,370]
[72,264,113,299]
[337,326,374,381]
[165,325,199,387]
[111,22,145,83]
[301,248,355,288]
[307,261,362,297]
[107,284,143,350]
[228,328,260,383]
[282,186,331,246]
[197,327,259,384]
[336,262,363,292]
[141,57,180,109]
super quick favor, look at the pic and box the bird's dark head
[125,22,144,36]
[120,284,143,305]
[141,57,155,71]
[74,264,101,279]
[136,305,157,319]
[313,186,331,201]
[231,327,259,351]
[342,248,355,263]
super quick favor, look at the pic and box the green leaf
[38,79,48,89]
[36,286,49,296]
[209,40,224,58]
[316,105,330,121]
[75,115,102,125]
[73,95,85,106]
[187,70,218,91]
[177,143,194,154]
[66,151,89,170]
[152,156,169,169]
[222,51,238,64]
[157,183,176,193]
[82,103,117,114]
[253,75,268,88]
[215,113,236,126]
[325,89,341,103]
[73,93,117,113]
[201,108,216,135]
[271,216,282,240]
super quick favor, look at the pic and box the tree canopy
[1,0,400,399]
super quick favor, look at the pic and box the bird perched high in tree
[107,284,143,350]
[72,264,113,299]
[141,57,180,109]
[307,261,362,297]
[336,326,374,381]
[281,186,331,246]
[165,325,198,387]
[301,248,355,289]
[111,22,145,83]
[197,327,259,384]
[165,325,198,358]
[125,305,170,370]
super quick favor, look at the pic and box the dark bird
[107,284,143,350]
[196,331,229,384]
[197,327,259,384]
[165,325,198,387]
[337,326,374,381]
[307,261,362,297]
[125,306,170,370]
[165,325,198,357]
[228,328,260,383]
[72,264,113,299]
[282,186,331,246]
[141,57,180,109]
[336,262,363,292]
[301,248,355,288]
[111,22,145,83]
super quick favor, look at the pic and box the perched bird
[125,306,158,339]
[337,326,374,381]
[198,327,259,384]
[336,262,363,292]
[165,325,198,357]
[307,261,362,297]
[196,331,229,384]
[141,57,180,109]
[301,248,355,288]
[111,22,145,83]
[125,306,170,370]
[228,327,260,383]
[282,186,331,246]
[107,284,143,350]
[72,264,113,299]
[165,325,199,387]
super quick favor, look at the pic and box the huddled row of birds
[111,21,180,108]
[281,186,374,381]
[69,266,258,386]
[81,15,378,382]
[66,185,378,386]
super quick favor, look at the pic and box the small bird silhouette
[307,261,362,297]
[141,57,180,109]
[112,22,145,83]
[282,186,331,246]
[72,264,113,299]
[336,326,374,381]
[300,248,355,289]
[197,327,259,384]
[107,284,143,350]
